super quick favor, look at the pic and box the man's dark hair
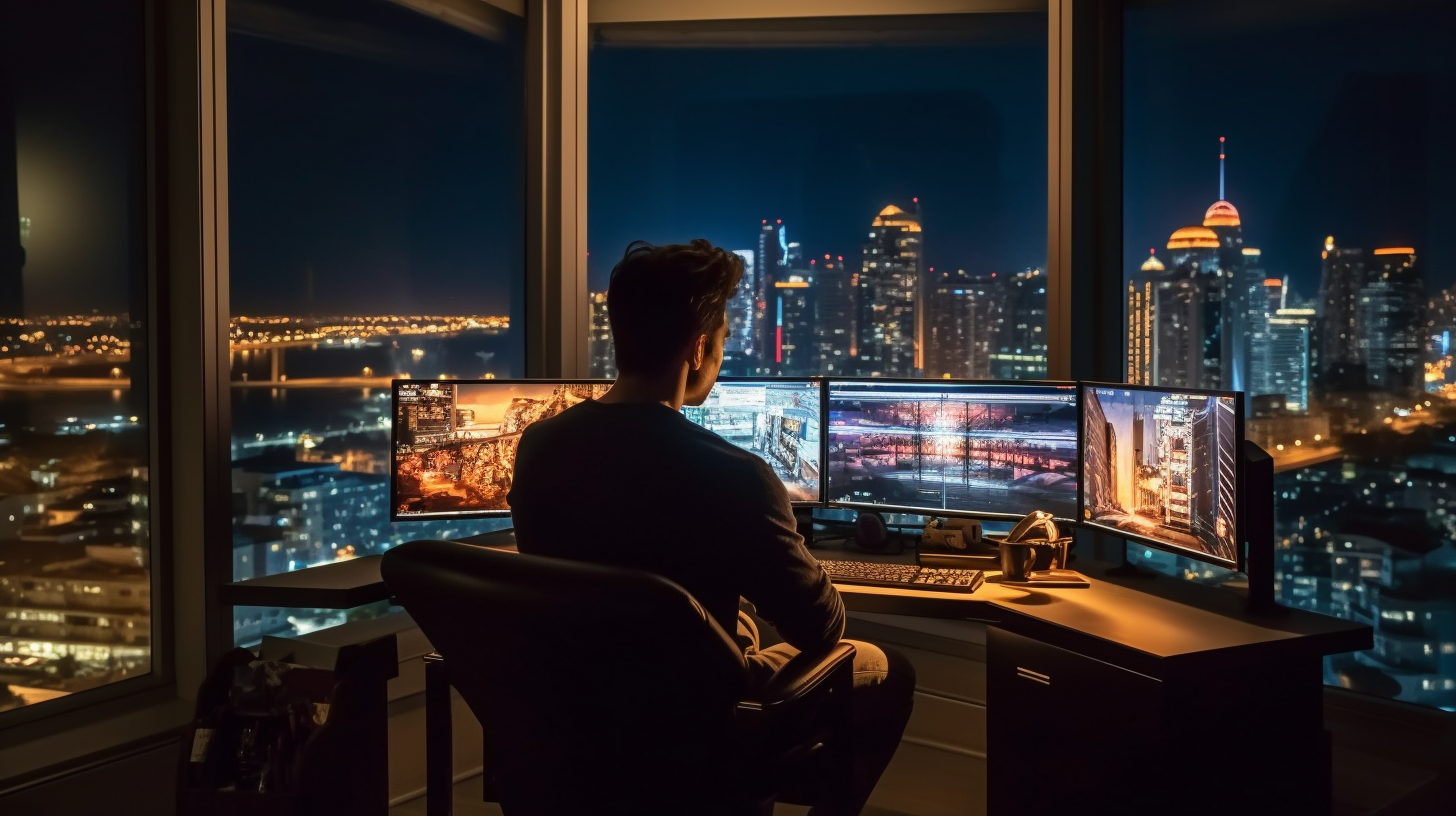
[606,239,744,374]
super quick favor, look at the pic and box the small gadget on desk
[919,517,998,567]
[993,510,1088,587]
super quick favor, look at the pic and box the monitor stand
[795,508,818,548]
[1242,440,1288,617]
[1103,543,1159,579]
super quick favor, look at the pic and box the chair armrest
[749,642,856,708]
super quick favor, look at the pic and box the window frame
[0,0,207,780]
[543,0,1074,379]
[9,0,1449,795]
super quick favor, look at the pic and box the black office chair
[381,539,856,816]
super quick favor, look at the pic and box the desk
[416,531,1370,815]
[837,573,1371,815]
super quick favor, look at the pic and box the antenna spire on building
[1218,136,1226,201]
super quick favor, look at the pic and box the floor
[389,774,909,816]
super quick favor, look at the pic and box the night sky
[15,1,1454,318]
[588,13,1047,291]
[1124,0,1456,300]
[227,0,525,318]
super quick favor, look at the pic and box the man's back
[507,398,843,652]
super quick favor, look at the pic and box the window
[587,12,1048,380]
[226,0,526,644]
[0,1,154,714]
[1123,0,1456,711]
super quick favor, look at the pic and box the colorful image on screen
[1081,386,1239,566]
[681,380,822,504]
[826,382,1079,519]
[392,380,610,518]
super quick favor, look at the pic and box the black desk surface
[838,573,1371,679]
[221,554,387,610]
[223,529,1372,679]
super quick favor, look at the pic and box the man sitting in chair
[508,239,915,816]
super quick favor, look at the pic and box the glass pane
[0,1,153,713]
[588,13,1048,379]
[1124,0,1456,710]
[227,0,525,643]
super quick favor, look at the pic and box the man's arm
[734,460,845,653]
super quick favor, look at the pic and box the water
[229,331,517,383]
[0,388,141,432]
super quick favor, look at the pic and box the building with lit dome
[1129,143,1264,396]
[856,203,923,376]
[1126,249,1163,383]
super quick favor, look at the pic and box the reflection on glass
[588,13,1048,380]
[0,1,152,713]
[1124,0,1456,710]
[226,0,526,643]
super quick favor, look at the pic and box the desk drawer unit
[848,616,989,816]
[988,627,1163,815]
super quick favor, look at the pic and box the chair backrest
[381,539,753,815]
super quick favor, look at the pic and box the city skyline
[1124,0,1454,299]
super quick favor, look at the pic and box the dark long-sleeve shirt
[507,399,844,653]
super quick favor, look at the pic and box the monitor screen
[1080,383,1242,569]
[681,379,824,505]
[390,379,611,520]
[825,380,1079,521]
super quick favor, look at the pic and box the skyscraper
[1247,275,1285,404]
[1359,248,1425,394]
[723,248,756,375]
[1202,139,1247,392]
[1127,249,1164,384]
[1318,237,1367,387]
[926,269,994,379]
[1266,308,1314,413]
[588,291,616,379]
[987,269,1048,380]
[773,274,815,375]
[1154,225,1223,388]
[755,220,785,373]
[813,254,855,374]
[856,203,922,376]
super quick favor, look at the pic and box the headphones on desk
[851,511,907,554]
[804,510,906,553]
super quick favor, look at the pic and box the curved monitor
[391,379,611,520]
[1079,382,1243,570]
[825,379,1079,521]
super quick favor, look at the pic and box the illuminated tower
[773,274,815,376]
[1266,307,1314,413]
[587,292,616,378]
[1359,248,1425,394]
[813,254,855,374]
[856,203,922,376]
[1202,138,1246,393]
[988,269,1048,380]
[754,220,785,374]
[1247,274,1284,403]
[1155,225,1222,388]
[925,269,995,379]
[1318,236,1367,387]
[723,249,756,375]
[1127,249,1164,384]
